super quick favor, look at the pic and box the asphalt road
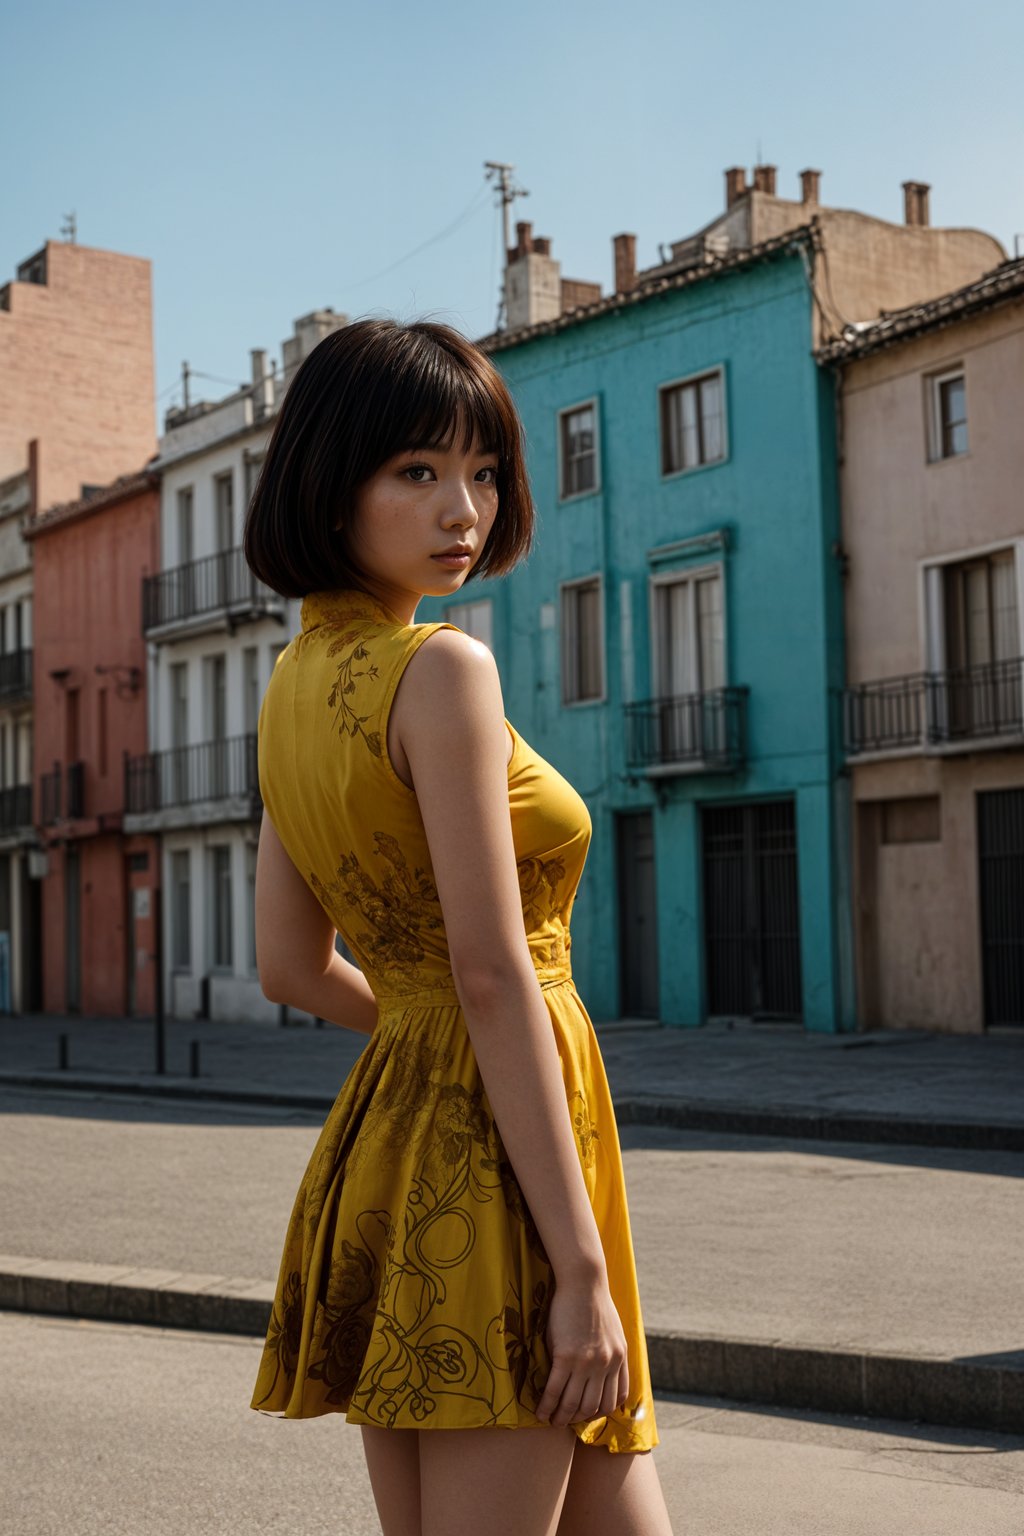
[2,1085,1023,1362]
[4,1313,1023,1536]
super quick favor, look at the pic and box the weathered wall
[0,242,156,508]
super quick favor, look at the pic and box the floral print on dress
[325,629,382,757]
[310,832,446,981]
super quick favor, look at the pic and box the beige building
[820,259,1024,1032]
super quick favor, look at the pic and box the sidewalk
[1,1009,1023,1148]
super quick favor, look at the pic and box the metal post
[189,1040,200,1079]
[153,884,166,1075]
[58,1033,69,1070]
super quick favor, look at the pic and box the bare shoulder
[391,626,507,774]
[400,627,502,718]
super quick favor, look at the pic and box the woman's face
[347,432,500,621]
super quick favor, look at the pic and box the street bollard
[189,1040,201,1079]
[278,1003,290,1028]
[314,1015,325,1029]
[58,1033,69,1071]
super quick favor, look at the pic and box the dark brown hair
[243,318,534,597]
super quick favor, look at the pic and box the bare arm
[255,812,377,1035]
[392,630,628,1427]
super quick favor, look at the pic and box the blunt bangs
[243,318,534,598]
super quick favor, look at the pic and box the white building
[124,310,347,1022]
[0,468,39,1013]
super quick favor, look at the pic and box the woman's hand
[535,1276,629,1428]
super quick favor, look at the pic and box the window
[927,368,968,461]
[650,568,726,760]
[653,570,725,698]
[244,451,265,508]
[561,577,604,704]
[558,401,599,499]
[445,598,493,651]
[660,369,726,476]
[204,654,227,740]
[209,845,233,969]
[924,547,1020,738]
[246,841,257,973]
[243,647,260,736]
[171,849,191,970]
[97,688,108,777]
[214,472,234,552]
[176,487,194,565]
[170,663,188,749]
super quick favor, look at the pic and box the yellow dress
[250,586,657,1453]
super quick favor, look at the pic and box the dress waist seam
[373,969,573,1009]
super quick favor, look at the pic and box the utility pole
[60,211,77,244]
[484,161,528,331]
[181,360,191,411]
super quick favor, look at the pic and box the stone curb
[2,1255,1020,1435]
[3,1069,1024,1152]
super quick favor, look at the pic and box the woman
[244,318,673,1536]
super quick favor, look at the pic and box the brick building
[26,472,161,1016]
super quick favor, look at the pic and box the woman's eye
[476,466,499,485]
[403,464,435,483]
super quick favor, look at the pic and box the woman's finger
[535,1359,572,1424]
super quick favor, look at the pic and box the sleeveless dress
[250,586,657,1453]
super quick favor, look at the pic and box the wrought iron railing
[0,647,32,702]
[40,764,61,824]
[142,547,283,633]
[0,784,32,834]
[125,733,260,814]
[624,687,748,771]
[843,655,1024,755]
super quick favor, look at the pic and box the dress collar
[300,587,404,632]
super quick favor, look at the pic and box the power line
[341,183,491,293]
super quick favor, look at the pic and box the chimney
[511,220,534,262]
[250,348,274,416]
[752,164,777,195]
[725,167,747,208]
[533,236,551,256]
[902,181,931,227]
[613,232,637,294]
[800,168,821,206]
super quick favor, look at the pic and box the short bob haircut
[243,318,534,598]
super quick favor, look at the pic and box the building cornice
[480,223,823,355]
[25,468,159,542]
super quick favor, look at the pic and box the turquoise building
[422,167,1005,1031]
[426,223,856,1031]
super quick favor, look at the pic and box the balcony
[38,760,87,825]
[843,655,1024,758]
[0,647,32,704]
[0,784,33,835]
[142,547,285,640]
[40,764,61,825]
[125,734,260,827]
[625,688,749,774]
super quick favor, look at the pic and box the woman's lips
[432,552,472,567]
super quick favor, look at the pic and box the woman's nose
[441,480,480,528]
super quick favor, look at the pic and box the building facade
[0,240,156,511]
[0,470,39,1012]
[822,259,1024,1031]
[27,472,161,1016]
[427,165,1006,1031]
[125,312,347,1023]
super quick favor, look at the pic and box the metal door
[617,812,659,1017]
[702,798,802,1020]
[978,788,1024,1025]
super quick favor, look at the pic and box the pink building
[821,259,1024,1030]
[26,472,161,1016]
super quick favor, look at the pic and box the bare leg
[419,1425,576,1536]
[361,1425,422,1536]
[556,1442,673,1536]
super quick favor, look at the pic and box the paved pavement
[2,1009,1023,1147]
[1,1079,1022,1433]
[6,1312,1024,1536]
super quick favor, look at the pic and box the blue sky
[4,0,1022,431]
